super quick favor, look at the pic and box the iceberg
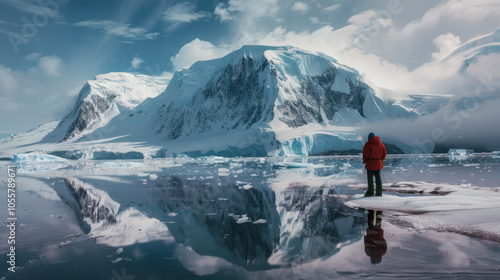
[346,181,500,242]
[447,148,473,162]
[12,153,69,172]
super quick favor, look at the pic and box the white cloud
[0,65,19,96]
[431,33,462,61]
[380,0,500,66]
[324,4,341,12]
[291,2,310,13]
[213,0,279,23]
[38,55,64,77]
[348,10,393,29]
[131,56,144,69]
[74,20,159,40]
[24,52,41,61]
[400,0,500,39]
[170,38,232,71]
[162,2,210,23]
[310,17,320,24]
[214,3,235,22]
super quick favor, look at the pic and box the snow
[44,72,169,142]
[346,181,500,241]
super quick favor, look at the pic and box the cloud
[0,96,19,112]
[0,65,19,96]
[162,2,210,23]
[131,56,144,69]
[324,4,341,12]
[213,0,279,23]
[291,2,310,13]
[1,0,64,19]
[214,3,234,22]
[379,0,500,67]
[38,55,64,77]
[310,17,320,24]
[24,52,42,61]
[431,33,462,61]
[74,20,159,40]
[170,39,231,71]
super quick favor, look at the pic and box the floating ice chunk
[252,219,267,224]
[111,257,123,263]
[115,248,123,254]
[218,168,230,176]
[340,163,352,170]
[273,162,327,169]
[347,182,500,213]
[59,241,71,248]
[197,156,228,164]
[349,181,457,195]
[447,148,473,162]
[149,174,158,180]
[97,161,144,169]
[242,184,253,190]
[167,213,177,217]
[12,153,69,172]
[235,214,251,224]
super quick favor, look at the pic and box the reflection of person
[362,132,386,197]
[364,210,387,265]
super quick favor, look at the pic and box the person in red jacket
[363,132,387,197]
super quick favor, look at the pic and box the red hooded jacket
[363,136,387,171]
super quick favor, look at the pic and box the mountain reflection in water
[57,173,368,271]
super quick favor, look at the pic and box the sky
[1,0,500,139]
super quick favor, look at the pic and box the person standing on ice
[363,132,387,197]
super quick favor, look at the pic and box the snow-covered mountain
[76,45,414,157]
[443,27,500,71]
[2,45,416,158]
[43,73,169,142]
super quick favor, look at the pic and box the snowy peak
[149,45,401,141]
[44,72,169,142]
[443,27,500,70]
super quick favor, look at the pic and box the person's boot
[364,191,374,197]
[375,193,382,197]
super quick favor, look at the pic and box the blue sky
[1,0,500,136]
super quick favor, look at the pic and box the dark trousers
[367,170,382,195]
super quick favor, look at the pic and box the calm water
[1,154,500,279]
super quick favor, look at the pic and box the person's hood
[368,136,382,145]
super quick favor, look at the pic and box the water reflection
[54,173,368,271]
[364,210,387,265]
[275,183,365,264]
[153,175,280,270]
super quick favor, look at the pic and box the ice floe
[346,181,500,241]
